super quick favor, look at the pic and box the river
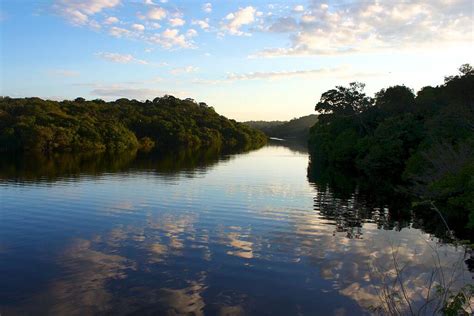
[0,143,472,315]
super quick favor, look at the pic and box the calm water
[0,144,472,315]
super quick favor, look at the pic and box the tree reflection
[308,161,412,240]
[0,145,256,184]
[308,158,472,241]
[307,159,473,314]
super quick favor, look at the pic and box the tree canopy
[0,96,267,153]
[308,64,474,237]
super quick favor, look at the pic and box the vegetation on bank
[244,114,318,141]
[308,64,474,237]
[0,96,267,153]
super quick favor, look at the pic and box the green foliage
[428,159,474,230]
[0,96,267,153]
[375,85,415,117]
[356,114,424,177]
[315,82,373,119]
[308,65,474,236]
[244,114,318,141]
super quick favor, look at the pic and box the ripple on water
[0,145,472,315]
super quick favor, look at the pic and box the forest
[245,114,318,141]
[0,95,267,153]
[308,64,474,238]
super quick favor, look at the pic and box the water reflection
[307,162,473,314]
[267,138,308,154]
[0,146,235,184]
[1,145,472,315]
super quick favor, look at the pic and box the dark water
[0,144,472,315]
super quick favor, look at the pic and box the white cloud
[192,66,382,84]
[147,7,167,20]
[203,3,212,13]
[186,28,198,37]
[268,17,298,33]
[222,6,256,36]
[169,17,185,27]
[149,28,194,49]
[258,0,473,57]
[104,16,119,24]
[109,26,132,37]
[96,52,148,64]
[192,18,210,30]
[131,23,145,31]
[225,67,344,81]
[293,5,304,12]
[99,20,194,49]
[89,20,101,29]
[170,66,199,75]
[54,0,120,26]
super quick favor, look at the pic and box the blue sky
[0,0,473,121]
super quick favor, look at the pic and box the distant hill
[244,114,318,141]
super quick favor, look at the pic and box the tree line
[0,95,267,153]
[244,114,318,141]
[308,64,474,237]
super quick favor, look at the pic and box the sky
[0,0,473,121]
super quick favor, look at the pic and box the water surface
[0,144,472,315]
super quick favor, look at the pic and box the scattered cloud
[96,52,148,64]
[222,6,257,36]
[54,0,120,26]
[169,17,185,27]
[203,3,212,14]
[109,26,132,37]
[53,1,472,56]
[268,17,298,33]
[150,22,161,29]
[193,66,382,84]
[104,16,119,24]
[192,18,210,30]
[52,0,199,48]
[131,23,145,31]
[170,66,199,75]
[257,0,473,57]
[186,29,198,37]
[147,7,167,20]
[149,28,194,49]
[226,67,344,81]
[293,5,304,13]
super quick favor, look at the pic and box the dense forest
[308,64,474,238]
[244,114,318,141]
[0,96,267,153]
